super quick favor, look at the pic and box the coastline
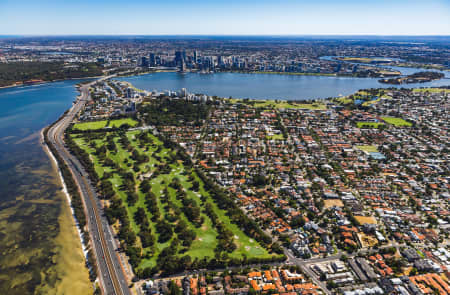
[40,127,91,261]
[40,127,93,293]
[0,74,104,90]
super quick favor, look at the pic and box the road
[47,77,131,295]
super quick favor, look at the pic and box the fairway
[109,118,138,128]
[70,129,275,275]
[381,117,412,127]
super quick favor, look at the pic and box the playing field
[324,199,344,209]
[356,145,378,153]
[381,117,412,127]
[72,118,138,131]
[356,122,384,128]
[228,98,327,110]
[354,216,377,225]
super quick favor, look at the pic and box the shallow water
[0,80,92,294]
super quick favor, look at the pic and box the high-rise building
[179,60,186,72]
[139,56,148,67]
[149,53,156,66]
[175,51,183,66]
[193,50,198,63]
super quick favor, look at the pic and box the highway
[46,77,131,295]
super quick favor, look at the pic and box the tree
[168,281,182,295]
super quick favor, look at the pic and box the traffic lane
[55,127,130,294]
[50,114,119,292]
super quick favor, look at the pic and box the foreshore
[40,125,89,258]
[0,75,104,90]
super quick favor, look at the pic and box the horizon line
[1,34,450,37]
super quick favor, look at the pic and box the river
[0,81,92,294]
[119,69,450,101]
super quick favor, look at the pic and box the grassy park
[381,117,412,127]
[73,118,138,131]
[228,98,327,110]
[69,125,277,276]
[356,145,379,153]
[356,122,384,128]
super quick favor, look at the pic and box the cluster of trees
[195,167,273,248]
[65,134,99,184]
[205,202,237,254]
[0,62,103,87]
[175,220,196,248]
[134,207,155,248]
[141,98,211,127]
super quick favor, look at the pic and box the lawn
[72,118,138,131]
[413,88,450,94]
[356,122,384,128]
[356,145,379,153]
[73,120,107,131]
[381,117,412,127]
[109,118,138,128]
[266,133,284,140]
[228,98,327,110]
[71,129,274,273]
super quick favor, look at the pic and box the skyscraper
[139,56,148,67]
[193,50,198,63]
[149,53,156,66]
[175,51,183,66]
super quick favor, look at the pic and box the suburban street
[46,76,131,295]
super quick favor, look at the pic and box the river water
[0,80,92,294]
[120,69,450,101]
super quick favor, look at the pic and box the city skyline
[1,0,449,35]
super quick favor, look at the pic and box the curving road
[47,77,131,295]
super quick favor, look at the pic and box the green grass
[73,118,138,131]
[381,117,412,127]
[228,98,327,110]
[356,145,378,153]
[412,88,450,94]
[73,121,107,131]
[109,118,138,128]
[252,71,336,77]
[71,130,273,272]
[356,122,384,128]
[266,133,284,140]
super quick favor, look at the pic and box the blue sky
[1,0,449,35]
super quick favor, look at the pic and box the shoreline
[0,74,105,90]
[40,126,95,291]
[40,127,89,259]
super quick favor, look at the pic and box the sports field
[228,98,327,110]
[356,122,384,128]
[72,118,138,131]
[381,117,412,127]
